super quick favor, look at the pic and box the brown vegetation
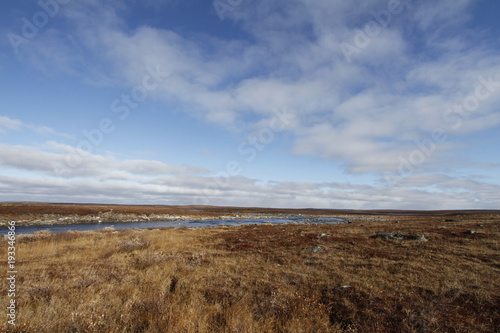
[0,203,218,225]
[1,208,499,332]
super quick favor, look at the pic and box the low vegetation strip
[1,210,498,332]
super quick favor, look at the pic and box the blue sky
[0,0,499,209]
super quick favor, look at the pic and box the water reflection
[1,217,346,235]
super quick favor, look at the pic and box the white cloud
[0,143,209,179]
[120,160,208,175]
[1,168,499,209]
[0,115,70,138]
[0,116,22,132]
[413,0,473,31]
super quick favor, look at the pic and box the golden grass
[1,212,499,332]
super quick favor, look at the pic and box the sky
[0,0,499,209]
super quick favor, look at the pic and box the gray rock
[465,230,476,235]
[371,232,427,241]
[372,232,400,240]
[303,246,324,253]
[404,234,428,241]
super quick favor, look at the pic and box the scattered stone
[464,230,476,235]
[476,224,484,228]
[313,233,328,239]
[334,285,352,291]
[349,241,356,245]
[303,246,324,253]
[371,232,427,241]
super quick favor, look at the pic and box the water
[1,217,346,235]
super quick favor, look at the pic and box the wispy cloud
[0,115,71,138]
[0,116,22,133]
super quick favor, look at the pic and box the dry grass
[1,211,499,332]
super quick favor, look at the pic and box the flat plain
[1,203,499,332]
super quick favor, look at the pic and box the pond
[1,216,347,235]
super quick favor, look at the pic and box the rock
[349,241,356,245]
[313,233,328,239]
[303,246,324,253]
[334,285,352,291]
[372,232,399,240]
[371,232,427,241]
[405,234,428,241]
[465,230,476,235]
